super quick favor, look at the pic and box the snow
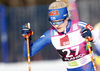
[0,59,67,71]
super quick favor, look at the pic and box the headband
[49,7,68,21]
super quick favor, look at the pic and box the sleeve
[78,21,94,31]
[23,30,52,57]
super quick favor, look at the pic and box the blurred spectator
[93,22,100,71]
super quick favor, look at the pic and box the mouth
[57,27,61,29]
[56,27,63,32]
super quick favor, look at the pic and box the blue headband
[49,7,68,21]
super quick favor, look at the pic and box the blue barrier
[0,5,8,63]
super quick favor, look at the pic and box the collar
[61,19,72,34]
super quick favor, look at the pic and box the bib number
[62,46,79,57]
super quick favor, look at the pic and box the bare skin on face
[52,18,69,33]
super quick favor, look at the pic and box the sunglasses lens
[50,20,64,25]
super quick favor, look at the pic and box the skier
[93,22,100,71]
[22,1,96,71]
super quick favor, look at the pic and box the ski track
[0,59,67,71]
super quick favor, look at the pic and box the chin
[57,29,64,33]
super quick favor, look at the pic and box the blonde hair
[49,1,67,10]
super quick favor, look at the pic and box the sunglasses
[49,19,65,25]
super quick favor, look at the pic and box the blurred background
[0,0,100,71]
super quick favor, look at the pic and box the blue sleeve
[78,21,88,29]
[23,30,52,57]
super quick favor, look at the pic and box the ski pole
[26,23,31,71]
[85,38,97,71]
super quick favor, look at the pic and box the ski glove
[22,25,33,40]
[81,28,93,42]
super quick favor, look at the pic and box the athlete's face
[51,18,69,32]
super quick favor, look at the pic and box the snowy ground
[0,59,67,71]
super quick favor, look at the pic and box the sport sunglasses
[49,18,66,25]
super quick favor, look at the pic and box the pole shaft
[87,41,97,71]
[27,38,31,71]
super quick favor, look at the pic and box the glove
[22,24,33,40]
[81,28,93,42]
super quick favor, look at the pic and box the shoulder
[71,20,87,25]
[74,20,88,29]
[78,20,88,27]
[42,30,51,38]
[38,29,51,44]
[71,20,88,28]
[44,30,50,35]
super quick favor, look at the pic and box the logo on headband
[49,10,59,16]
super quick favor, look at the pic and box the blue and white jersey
[23,19,95,71]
